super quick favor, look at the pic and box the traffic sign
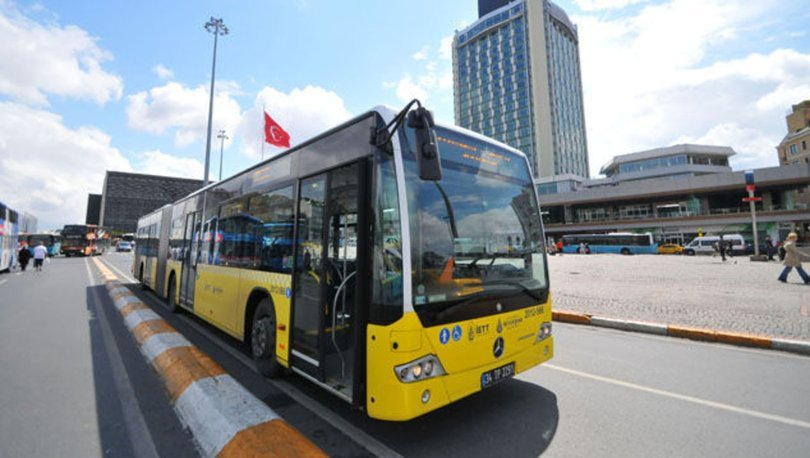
[742,197,762,202]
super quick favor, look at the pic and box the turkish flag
[264,111,290,148]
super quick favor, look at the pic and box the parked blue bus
[24,233,62,257]
[561,232,657,255]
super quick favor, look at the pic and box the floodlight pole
[217,129,228,181]
[203,17,228,187]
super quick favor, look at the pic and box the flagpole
[261,105,265,161]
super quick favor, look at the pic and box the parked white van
[683,234,747,256]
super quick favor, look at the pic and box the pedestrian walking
[556,239,563,256]
[764,235,774,261]
[718,235,727,262]
[33,242,48,272]
[777,232,810,284]
[17,244,31,271]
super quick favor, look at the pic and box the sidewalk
[548,253,810,347]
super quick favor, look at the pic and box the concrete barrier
[91,258,325,457]
[553,307,810,357]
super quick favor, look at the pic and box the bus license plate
[481,362,515,389]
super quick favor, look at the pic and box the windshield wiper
[482,279,544,301]
[465,252,522,268]
[433,279,544,322]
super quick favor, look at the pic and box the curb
[552,309,810,357]
[91,258,326,457]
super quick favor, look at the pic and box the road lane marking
[545,363,810,430]
[100,257,137,284]
[83,259,160,458]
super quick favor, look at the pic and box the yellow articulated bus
[133,101,553,421]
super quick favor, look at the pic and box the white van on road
[683,234,747,256]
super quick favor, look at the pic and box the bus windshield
[63,225,88,237]
[401,126,548,326]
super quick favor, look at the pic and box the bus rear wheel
[167,276,179,313]
[251,299,282,378]
[620,248,631,255]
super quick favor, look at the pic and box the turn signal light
[536,322,552,343]
[394,354,446,383]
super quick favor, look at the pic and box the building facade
[453,0,589,178]
[777,100,810,208]
[98,171,203,233]
[777,100,810,166]
[85,194,101,225]
[537,145,810,245]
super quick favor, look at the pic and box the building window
[802,140,807,151]
[790,144,798,155]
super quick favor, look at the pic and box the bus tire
[167,276,179,313]
[620,248,631,255]
[138,264,146,289]
[251,299,282,378]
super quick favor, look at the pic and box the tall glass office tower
[454,0,589,178]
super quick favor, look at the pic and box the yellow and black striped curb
[552,310,810,356]
[91,258,325,457]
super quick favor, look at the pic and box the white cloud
[126,81,242,147]
[412,45,430,61]
[439,36,454,61]
[0,3,123,106]
[234,85,352,159]
[0,102,131,230]
[673,123,780,171]
[153,64,174,80]
[392,75,429,104]
[137,150,204,179]
[573,0,810,176]
[385,35,455,109]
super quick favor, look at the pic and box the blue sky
[1,0,808,230]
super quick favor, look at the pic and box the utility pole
[203,17,228,187]
[743,170,764,260]
[217,129,228,181]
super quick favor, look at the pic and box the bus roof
[138,104,532,225]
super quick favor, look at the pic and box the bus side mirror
[407,107,442,181]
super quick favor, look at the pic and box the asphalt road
[0,254,197,458]
[3,253,810,457]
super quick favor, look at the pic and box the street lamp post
[203,17,228,187]
[217,129,228,181]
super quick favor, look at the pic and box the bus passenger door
[291,161,366,402]
[180,211,200,309]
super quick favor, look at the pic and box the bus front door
[291,161,368,402]
[180,211,201,309]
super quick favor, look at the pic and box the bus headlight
[536,322,552,343]
[394,355,446,383]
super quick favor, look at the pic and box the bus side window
[247,185,295,273]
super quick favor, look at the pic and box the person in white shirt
[33,242,48,271]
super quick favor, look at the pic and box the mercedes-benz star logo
[493,337,505,358]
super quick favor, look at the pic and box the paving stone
[548,253,810,341]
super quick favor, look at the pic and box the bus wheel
[620,248,631,255]
[138,264,146,289]
[167,276,179,313]
[251,299,282,378]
